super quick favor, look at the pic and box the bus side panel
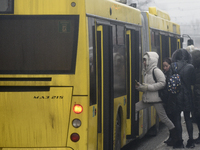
[0,87,72,147]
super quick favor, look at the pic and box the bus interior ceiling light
[73,104,83,114]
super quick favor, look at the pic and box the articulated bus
[0,0,181,150]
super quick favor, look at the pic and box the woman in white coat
[135,52,176,145]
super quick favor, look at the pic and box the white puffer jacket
[142,52,166,103]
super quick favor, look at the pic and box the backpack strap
[174,62,178,73]
[173,62,187,85]
[152,67,157,83]
[173,62,185,74]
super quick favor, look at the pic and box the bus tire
[114,113,121,150]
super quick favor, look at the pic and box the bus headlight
[72,119,81,128]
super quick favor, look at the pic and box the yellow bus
[0,0,182,150]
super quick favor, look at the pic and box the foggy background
[126,0,200,48]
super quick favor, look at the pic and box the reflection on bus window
[113,25,126,98]
[0,15,79,74]
[88,17,96,105]
[151,30,161,68]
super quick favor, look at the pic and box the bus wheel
[115,113,121,150]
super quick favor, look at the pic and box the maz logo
[34,96,64,99]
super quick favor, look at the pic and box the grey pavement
[155,117,200,150]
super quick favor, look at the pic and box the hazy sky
[128,0,200,25]
[128,0,200,47]
[152,0,200,24]
[152,0,200,47]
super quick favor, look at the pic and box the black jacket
[163,70,174,114]
[168,49,195,112]
[191,50,200,115]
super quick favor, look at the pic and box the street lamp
[182,34,194,46]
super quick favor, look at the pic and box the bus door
[88,17,98,150]
[88,18,113,150]
[96,23,114,150]
[171,36,178,57]
[126,29,140,139]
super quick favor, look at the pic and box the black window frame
[0,15,79,74]
[0,0,14,14]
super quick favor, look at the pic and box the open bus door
[88,18,114,150]
[89,18,119,150]
[126,29,140,139]
[96,24,114,150]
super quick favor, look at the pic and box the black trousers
[174,111,193,140]
[195,113,200,133]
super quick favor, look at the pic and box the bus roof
[144,7,181,35]
[85,0,142,26]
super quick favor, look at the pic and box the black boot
[186,139,195,148]
[173,140,184,149]
[167,128,178,146]
[164,131,172,144]
[194,133,200,144]
[164,136,172,144]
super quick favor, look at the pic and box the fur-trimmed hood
[143,52,159,73]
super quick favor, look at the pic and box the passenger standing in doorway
[162,57,176,145]
[191,50,200,144]
[168,49,195,148]
[135,52,177,144]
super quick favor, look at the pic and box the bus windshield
[0,15,79,74]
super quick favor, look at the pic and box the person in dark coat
[162,57,172,109]
[168,49,196,148]
[191,50,200,144]
[162,57,176,145]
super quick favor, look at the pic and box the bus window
[0,15,79,74]
[161,34,169,66]
[171,37,177,56]
[113,25,126,98]
[151,30,161,67]
[88,17,96,105]
[151,31,160,53]
[0,0,14,14]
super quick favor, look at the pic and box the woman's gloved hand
[136,83,148,92]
